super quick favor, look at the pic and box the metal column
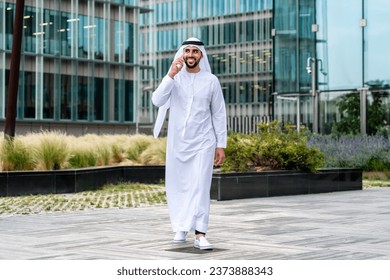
[310,58,319,134]
[359,87,368,135]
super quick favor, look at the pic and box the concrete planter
[210,168,363,201]
[1,166,362,199]
[0,166,165,197]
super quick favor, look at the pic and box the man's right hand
[168,57,184,79]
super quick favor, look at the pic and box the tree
[332,80,390,136]
[333,92,361,135]
[366,80,390,136]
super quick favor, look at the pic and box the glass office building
[273,0,390,134]
[2,0,388,136]
[141,0,390,135]
[0,0,147,135]
[139,0,274,134]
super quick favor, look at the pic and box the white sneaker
[173,231,187,243]
[194,236,213,250]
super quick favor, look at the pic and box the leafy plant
[332,92,361,135]
[332,87,389,136]
[221,121,324,172]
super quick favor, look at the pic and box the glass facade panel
[223,83,237,104]
[5,3,14,50]
[223,23,236,44]
[0,2,4,49]
[23,7,36,53]
[0,1,140,131]
[317,0,362,91]
[318,91,356,134]
[78,76,88,120]
[140,0,274,132]
[114,20,122,62]
[274,0,315,93]
[364,1,390,88]
[151,14,273,79]
[94,77,104,121]
[11,0,390,135]
[43,10,59,55]
[274,0,390,134]
[61,75,72,120]
[114,79,121,121]
[124,80,134,122]
[114,78,134,122]
[59,12,71,57]
[367,89,390,135]
[125,22,135,63]
[95,18,104,60]
[240,0,272,12]
[24,72,36,119]
[43,73,54,119]
[148,0,272,24]
[79,16,89,59]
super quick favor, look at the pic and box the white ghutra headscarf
[173,37,211,73]
[153,37,212,138]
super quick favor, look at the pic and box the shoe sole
[194,244,213,250]
[173,232,188,244]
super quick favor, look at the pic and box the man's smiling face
[183,46,203,69]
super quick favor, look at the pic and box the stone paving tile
[0,188,390,260]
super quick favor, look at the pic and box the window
[43,73,54,119]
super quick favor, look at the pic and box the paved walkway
[1,188,390,260]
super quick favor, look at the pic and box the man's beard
[184,57,200,69]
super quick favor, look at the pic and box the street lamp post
[273,93,301,134]
[306,57,318,134]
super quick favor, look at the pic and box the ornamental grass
[3,129,390,173]
[0,131,166,172]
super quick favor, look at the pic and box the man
[152,37,227,250]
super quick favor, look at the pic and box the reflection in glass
[94,78,104,121]
[43,73,54,119]
[367,90,390,135]
[24,72,36,119]
[78,76,88,120]
[365,2,390,87]
[124,80,134,122]
[317,0,362,91]
[0,0,138,128]
[61,75,72,120]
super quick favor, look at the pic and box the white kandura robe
[152,69,227,233]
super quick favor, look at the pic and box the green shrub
[220,133,258,172]
[366,157,390,172]
[221,121,325,173]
